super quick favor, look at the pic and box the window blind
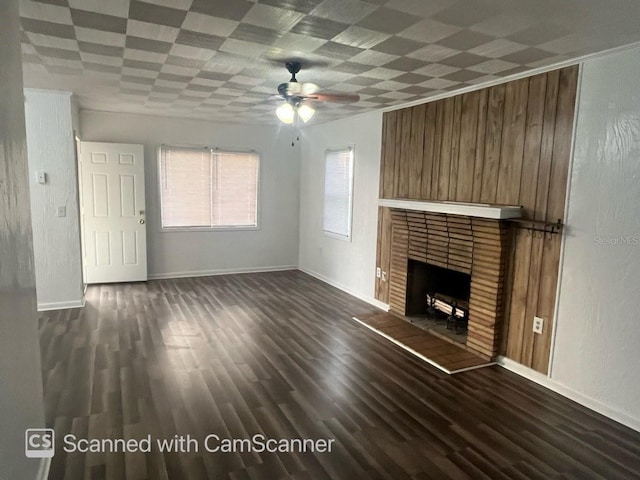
[323,147,354,238]
[159,146,259,229]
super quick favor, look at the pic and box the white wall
[298,111,384,307]
[80,111,300,278]
[24,89,84,310]
[0,0,46,477]
[70,95,81,137]
[551,46,640,430]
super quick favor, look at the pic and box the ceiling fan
[274,61,360,124]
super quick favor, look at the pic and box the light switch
[36,171,46,184]
[57,206,66,217]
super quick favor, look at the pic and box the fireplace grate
[427,292,469,334]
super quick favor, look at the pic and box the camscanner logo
[25,429,55,458]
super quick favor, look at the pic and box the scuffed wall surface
[552,46,640,428]
[25,90,84,308]
[0,0,46,478]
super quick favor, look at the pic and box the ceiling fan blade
[313,92,360,103]
[278,82,320,97]
[299,82,320,95]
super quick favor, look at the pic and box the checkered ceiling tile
[19,0,640,125]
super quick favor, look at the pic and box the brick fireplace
[387,208,511,359]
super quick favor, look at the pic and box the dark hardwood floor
[39,271,640,479]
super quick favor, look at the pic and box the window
[159,146,259,229]
[323,147,354,239]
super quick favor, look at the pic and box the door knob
[139,219,145,224]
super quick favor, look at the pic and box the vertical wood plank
[545,65,578,223]
[376,207,392,303]
[397,109,412,198]
[448,95,463,201]
[430,100,445,199]
[523,233,544,366]
[480,85,505,203]
[393,110,403,198]
[499,228,517,355]
[375,206,384,300]
[533,236,562,373]
[519,74,547,217]
[533,70,560,221]
[421,102,437,200]
[496,78,529,205]
[437,98,454,200]
[379,113,389,198]
[456,91,480,202]
[505,228,531,362]
[408,104,426,198]
[472,89,488,203]
[383,111,398,199]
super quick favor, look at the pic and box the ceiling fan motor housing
[285,61,301,82]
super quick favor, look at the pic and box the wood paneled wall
[375,66,579,373]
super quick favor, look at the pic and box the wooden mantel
[379,198,523,220]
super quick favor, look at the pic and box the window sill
[323,231,352,242]
[160,226,260,233]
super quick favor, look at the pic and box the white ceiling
[19,0,640,125]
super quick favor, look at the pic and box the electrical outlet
[533,316,544,334]
[381,271,387,282]
[376,267,381,278]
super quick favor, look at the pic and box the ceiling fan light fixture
[297,104,315,123]
[276,102,295,124]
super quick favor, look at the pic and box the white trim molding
[497,356,640,433]
[37,298,85,311]
[379,198,522,219]
[298,267,390,312]
[148,265,297,280]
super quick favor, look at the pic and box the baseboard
[298,267,390,312]
[497,356,640,433]
[37,297,85,312]
[36,457,51,480]
[148,265,298,280]
[149,265,389,311]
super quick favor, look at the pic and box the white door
[79,142,147,283]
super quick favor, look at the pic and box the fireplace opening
[405,259,471,341]
[406,260,471,314]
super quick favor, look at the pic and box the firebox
[405,259,471,316]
